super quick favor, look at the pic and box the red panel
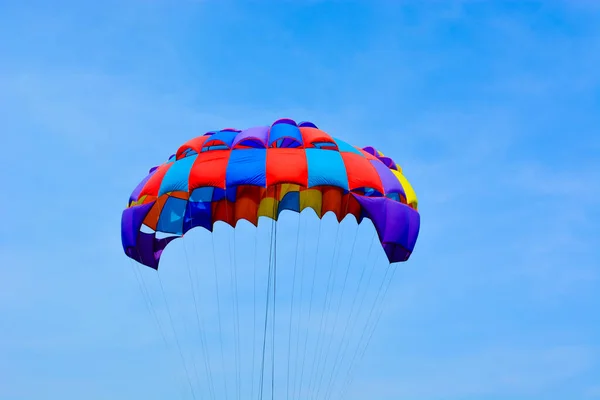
[266,148,308,187]
[139,163,172,198]
[176,136,209,159]
[321,187,343,221]
[298,127,336,148]
[344,194,362,220]
[340,152,384,193]
[188,150,231,190]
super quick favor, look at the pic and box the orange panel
[212,199,235,227]
[322,187,343,221]
[143,195,168,231]
[234,186,263,226]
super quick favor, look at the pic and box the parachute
[121,118,420,399]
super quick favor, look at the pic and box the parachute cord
[297,217,323,399]
[335,261,396,400]
[291,214,308,400]
[286,213,303,400]
[180,240,205,397]
[314,221,360,399]
[271,212,278,400]
[182,238,216,400]
[156,271,199,400]
[345,266,398,398]
[127,260,186,400]
[308,202,351,397]
[225,202,241,400]
[210,231,229,400]
[251,222,260,400]
[128,260,169,348]
[323,233,379,400]
[306,219,341,396]
[320,227,366,399]
[233,229,241,400]
[259,209,276,400]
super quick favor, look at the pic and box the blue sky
[1,1,600,399]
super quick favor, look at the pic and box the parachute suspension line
[306,218,341,396]
[297,217,324,399]
[128,259,169,348]
[180,239,205,396]
[315,220,361,399]
[225,204,241,400]
[341,262,399,400]
[128,259,186,400]
[308,204,351,397]
[182,238,217,400]
[286,213,303,400]
[323,232,379,400]
[317,225,364,397]
[156,270,198,400]
[291,214,309,400]
[250,222,260,400]
[189,237,218,400]
[334,260,394,400]
[210,231,229,400]
[258,206,277,400]
[271,210,278,400]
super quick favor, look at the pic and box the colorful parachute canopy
[121,119,420,268]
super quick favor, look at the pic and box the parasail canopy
[121,118,420,269]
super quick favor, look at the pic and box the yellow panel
[258,197,279,220]
[279,183,300,200]
[391,169,418,209]
[299,189,323,217]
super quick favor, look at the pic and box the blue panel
[202,130,239,150]
[278,191,300,216]
[190,186,236,202]
[189,187,214,202]
[212,187,237,202]
[157,197,187,234]
[334,138,363,155]
[306,148,349,190]
[158,155,197,196]
[183,201,213,232]
[269,122,303,147]
[225,149,267,187]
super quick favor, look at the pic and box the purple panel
[370,160,405,197]
[298,121,318,128]
[352,194,420,263]
[378,156,398,170]
[232,126,270,148]
[124,231,178,270]
[362,146,377,156]
[121,202,154,250]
